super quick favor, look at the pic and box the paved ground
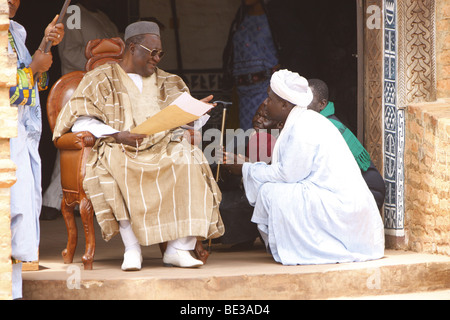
[334,289,450,300]
[21,215,450,301]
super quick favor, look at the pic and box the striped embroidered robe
[53,63,224,245]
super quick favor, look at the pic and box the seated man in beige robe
[53,21,224,270]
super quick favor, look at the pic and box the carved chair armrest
[54,131,96,150]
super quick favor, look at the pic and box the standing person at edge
[223,70,384,265]
[8,0,65,299]
[53,21,224,271]
[223,0,279,131]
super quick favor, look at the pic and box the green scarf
[320,102,371,172]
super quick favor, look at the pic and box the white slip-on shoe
[163,249,204,268]
[121,249,143,271]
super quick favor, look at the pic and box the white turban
[270,69,313,108]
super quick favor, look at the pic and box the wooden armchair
[47,37,209,270]
[47,37,125,270]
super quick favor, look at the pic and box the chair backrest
[85,37,125,71]
[47,37,125,133]
[47,71,85,133]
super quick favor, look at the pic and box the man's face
[264,87,288,123]
[8,0,20,19]
[252,102,279,130]
[131,34,163,77]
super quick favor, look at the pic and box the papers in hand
[130,92,213,135]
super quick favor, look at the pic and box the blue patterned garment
[233,14,278,130]
[9,20,44,299]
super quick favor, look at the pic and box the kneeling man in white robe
[225,69,385,265]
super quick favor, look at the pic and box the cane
[207,101,229,253]
[43,0,72,53]
[215,107,227,181]
[35,0,71,81]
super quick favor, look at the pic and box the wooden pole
[44,0,72,52]
[215,107,227,181]
[208,106,227,252]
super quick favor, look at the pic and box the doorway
[266,0,358,133]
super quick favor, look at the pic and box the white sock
[119,221,141,254]
[166,236,196,255]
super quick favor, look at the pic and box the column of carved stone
[383,0,437,249]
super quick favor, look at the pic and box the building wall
[404,0,450,255]
[405,101,450,255]
[0,0,18,300]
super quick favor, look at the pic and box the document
[130,92,212,135]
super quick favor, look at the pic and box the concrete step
[332,289,450,300]
[21,216,450,300]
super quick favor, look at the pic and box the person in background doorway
[222,0,279,131]
[57,0,119,74]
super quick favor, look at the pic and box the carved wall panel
[364,0,384,172]
[379,0,437,243]
[382,0,405,236]
[398,0,436,106]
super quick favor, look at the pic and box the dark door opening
[266,0,358,133]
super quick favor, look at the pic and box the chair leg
[61,198,78,264]
[79,197,95,270]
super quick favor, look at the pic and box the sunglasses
[139,44,165,59]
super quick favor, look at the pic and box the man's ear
[129,43,136,54]
[282,100,295,111]
[319,99,328,111]
[276,121,284,130]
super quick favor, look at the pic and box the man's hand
[185,95,216,127]
[107,131,148,147]
[200,95,217,114]
[200,94,214,104]
[30,50,53,74]
[45,15,65,47]
[217,148,247,176]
